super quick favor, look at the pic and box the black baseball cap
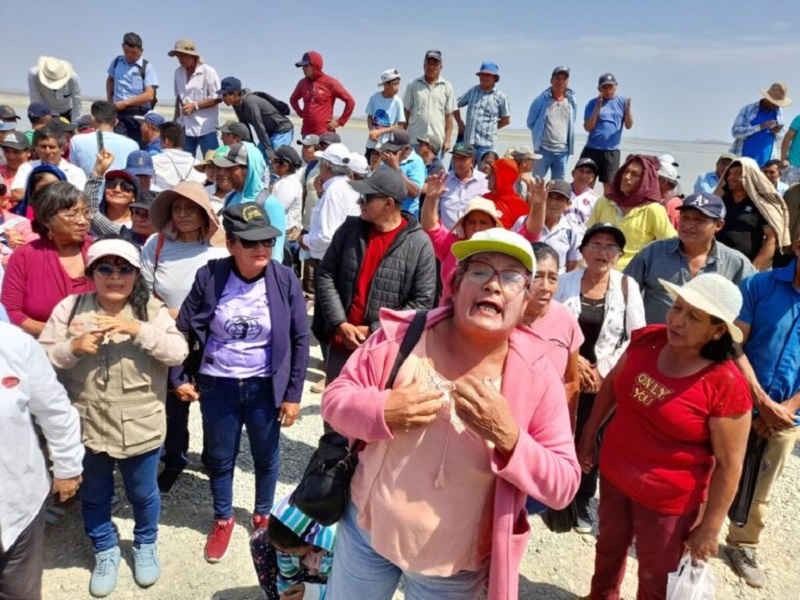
[678,193,726,220]
[598,73,617,87]
[574,157,599,175]
[379,130,411,153]
[552,66,570,77]
[130,190,157,211]
[580,222,626,250]
[222,202,281,240]
[349,168,407,203]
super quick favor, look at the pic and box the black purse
[542,500,578,534]
[290,310,429,525]
[728,430,767,527]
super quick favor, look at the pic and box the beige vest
[59,294,168,459]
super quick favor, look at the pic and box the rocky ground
[42,336,800,599]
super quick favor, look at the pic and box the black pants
[575,391,601,503]
[0,501,46,600]
[164,388,190,473]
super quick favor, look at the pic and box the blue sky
[2,1,798,142]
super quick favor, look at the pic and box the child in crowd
[365,68,405,161]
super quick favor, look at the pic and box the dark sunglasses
[131,208,149,218]
[106,178,135,193]
[357,194,390,206]
[238,238,276,249]
[95,264,137,277]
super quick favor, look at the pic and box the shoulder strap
[618,276,630,347]
[140,59,148,80]
[66,294,88,328]
[152,234,166,301]
[385,310,429,390]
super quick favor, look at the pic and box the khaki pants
[727,426,800,548]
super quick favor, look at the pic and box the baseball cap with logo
[379,68,401,86]
[678,193,726,220]
[125,151,155,177]
[134,110,167,128]
[598,73,618,87]
[451,142,476,157]
[213,143,249,168]
[314,143,351,167]
[379,130,411,153]
[0,131,30,150]
[223,202,281,240]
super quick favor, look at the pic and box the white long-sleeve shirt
[27,67,82,121]
[271,172,303,232]
[0,322,84,551]
[304,175,360,260]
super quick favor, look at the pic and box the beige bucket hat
[451,197,503,238]
[37,56,74,90]
[659,273,743,343]
[150,181,225,247]
[760,82,792,107]
[168,39,201,58]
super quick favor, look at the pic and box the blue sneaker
[89,546,120,597]
[132,542,161,587]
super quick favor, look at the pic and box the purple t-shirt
[200,272,273,378]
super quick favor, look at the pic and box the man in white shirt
[11,126,86,195]
[437,142,489,229]
[0,322,83,598]
[266,145,304,274]
[565,157,601,228]
[151,122,206,190]
[168,39,221,158]
[27,56,82,122]
[69,101,140,176]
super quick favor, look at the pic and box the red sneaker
[252,514,269,531]
[204,517,235,563]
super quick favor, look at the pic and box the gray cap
[349,168,407,203]
[549,180,572,200]
[319,132,341,145]
[213,143,248,168]
[0,131,30,150]
[379,130,411,153]
[296,134,320,147]
[217,121,252,142]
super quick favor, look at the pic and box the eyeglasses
[238,238,276,249]
[57,208,90,223]
[465,262,529,294]
[357,194,389,206]
[106,178,135,193]
[95,264,136,277]
[584,242,622,254]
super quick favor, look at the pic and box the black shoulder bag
[290,310,429,525]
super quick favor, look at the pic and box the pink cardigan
[322,307,580,600]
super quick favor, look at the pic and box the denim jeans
[81,447,161,552]
[184,131,220,158]
[269,128,294,152]
[533,148,570,180]
[197,374,281,520]
[327,503,487,600]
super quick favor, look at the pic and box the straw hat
[37,56,73,90]
[451,197,502,238]
[658,274,743,343]
[150,181,225,247]
[168,39,201,58]
[760,82,792,108]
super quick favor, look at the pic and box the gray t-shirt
[540,98,571,153]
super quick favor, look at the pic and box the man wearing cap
[136,111,166,155]
[526,66,578,180]
[0,105,20,130]
[365,69,405,161]
[218,121,252,146]
[434,142,489,230]
[404,51,457,156]
[377,130,426,218]
[219,77,293,160]
[694,152,737,194]
[564,157,600,227]
[106,32,159,146]
[168,39,221,157]
[290,52,355,137]
[11,126,86,195]
[511,145,541,197]
[25,103,57,145]
[125,150,156,192]
[731,83,791,167]
[624,192,755,324]
[454,62,510,162]
[312,167,435,381]
[581,73,633,195]
[0,132,31,210]
[28,56,82,122]
[69,101,140,176]
[152,122,206,190]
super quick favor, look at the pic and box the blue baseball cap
[678,193,726,220]
[218,77,243,95]
[134,110,166,128]
[125,150,155,177]
[27,102,57,119]
[476,61,500,80]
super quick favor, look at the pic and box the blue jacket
[526,87,577,154]
[172,257,309,406]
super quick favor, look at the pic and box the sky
[2,1,799,142]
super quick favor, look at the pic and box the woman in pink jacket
[322,228,580,600]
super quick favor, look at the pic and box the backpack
[114,56,158,109]
[253,91,290,116]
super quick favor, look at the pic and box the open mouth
[473,300,503,316]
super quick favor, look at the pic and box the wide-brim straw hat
[150,181,225,247]
[451,197,503,238]
[38,56,73,90]
[659,274,743,343]
[760,82,792,108]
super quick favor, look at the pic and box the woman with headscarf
[484,157,529,229]
[587,154,677,269]
[14,163,67,218]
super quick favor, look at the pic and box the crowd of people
[1,31,800,600]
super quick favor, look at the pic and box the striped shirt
[457,85,510,147]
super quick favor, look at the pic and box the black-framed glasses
[465,262,529,294]
[238,238,276,249]
[357,194,390,206]
[95,264,137,277]
[106,178,135,193]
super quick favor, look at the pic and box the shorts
[580,147,621,183]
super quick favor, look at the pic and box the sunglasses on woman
[95,264,137,277]
[238,238,276,249]
[106,178,136,193]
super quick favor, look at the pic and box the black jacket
[312,215,436,343]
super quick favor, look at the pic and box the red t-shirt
[600,325,751,514]
[346,219,407,327]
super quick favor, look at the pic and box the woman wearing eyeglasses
[1,181,94,337]
[39,238,188,597]
[554,223,646,532]
[174,202,309,563]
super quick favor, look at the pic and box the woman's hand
[278,402,300,427]
[91,148,115,178]
[70,331,105,356]
[685,523,720,562]
[175,383,200,402]
[452,375,519,455]
[93,315,141,338]
[384,381,443,432]
[577,356,599,393]
[52,474,82,502]
[4,229,25,249]
[576,430,597,474]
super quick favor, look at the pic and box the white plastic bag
[666,555,715,600]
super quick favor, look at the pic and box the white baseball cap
[378,68,401,86]
[87,239,141,270]
[348,153,369,176]
[314,143,351,167]
[659,274,743,343]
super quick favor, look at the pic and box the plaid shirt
[730,101,784,156]
[457,85,510,147]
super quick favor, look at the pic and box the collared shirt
[145,138,162,155]
[513,215,582,274]
[0,322,84,551]
[305,175,360,259]
[457,85,510,147]
[694,171,719,194]
[27,67,82,121]
[438,170,489,230]
[403,76,457,149]
[527,87,578,155]
[731,101,784,160]
[399,150,427,218]
[69,130,140,176]
[174,63,221,137]
[623,237,756,325]
[11,159,86,191]
[107,55,158,104]
[739,261,800,413]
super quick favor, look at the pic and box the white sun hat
[37,56,74,90]
[659,273,743,343]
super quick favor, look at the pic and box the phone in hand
[96,129,104,153]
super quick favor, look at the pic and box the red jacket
[289,51,355,136]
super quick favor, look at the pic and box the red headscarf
[485,158,529,229]
[607,154,661,208]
